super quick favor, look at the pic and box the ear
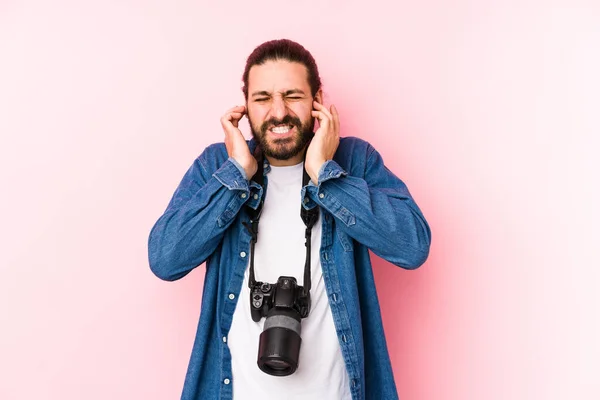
[314,89,323,105]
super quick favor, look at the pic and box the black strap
[243,151,264,290]
[243,151,319,295]
[300,165,319,294]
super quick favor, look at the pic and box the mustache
[260,115,303,133]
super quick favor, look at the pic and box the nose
[270,95,287,121]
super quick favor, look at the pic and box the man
[148,39,431,400]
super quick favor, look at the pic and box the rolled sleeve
[213,158,250,191]
[314,160,348,186]
[301,160,348,211]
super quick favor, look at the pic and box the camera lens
[264,359,289,371]
[257,308,302,376]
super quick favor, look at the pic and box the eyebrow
[251,89,306,97]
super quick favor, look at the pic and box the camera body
[250,276,310,322]
[250,276,311,376]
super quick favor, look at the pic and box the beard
[248,114,314,161]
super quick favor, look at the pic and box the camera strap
[243,149,319,296]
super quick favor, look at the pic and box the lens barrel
[257,308,302,376]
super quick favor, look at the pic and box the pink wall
[1,1,599,399]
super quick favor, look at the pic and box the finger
[313,101,333,121]
[229,112,245,127]
[226,105,246,113]
[221,112,244,128]
[312,110,333,134]
[227,112,244,120]
[312,100,326,110]
[330,104,340,135]
[220,114,233,129]
[311,110,330,127]
[223,106,245,120]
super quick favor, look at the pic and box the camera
[250,276,311,376]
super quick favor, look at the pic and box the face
[246,60,322,165]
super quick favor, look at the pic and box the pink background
[1,1,599,399]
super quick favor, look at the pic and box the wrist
[228,156,257,181]
[307,159,325,185]
[245,164,257,180]
[239,156,257,180]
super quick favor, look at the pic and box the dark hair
[242,39,322,100]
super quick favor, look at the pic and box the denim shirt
[148,136,431,400]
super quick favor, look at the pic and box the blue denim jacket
[148,136,431,400]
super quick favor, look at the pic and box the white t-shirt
[228,162,352,399]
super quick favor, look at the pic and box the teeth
[271,125,291,134]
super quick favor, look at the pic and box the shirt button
[319,193,325,199]
[303,197,309,204]
[342,334,347,342]
[224,378,231,385]
[240,251,247,258]
[228,293,235,300]
[253,194,259,200]
[222,336,227,343]
[241,193,247,199]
